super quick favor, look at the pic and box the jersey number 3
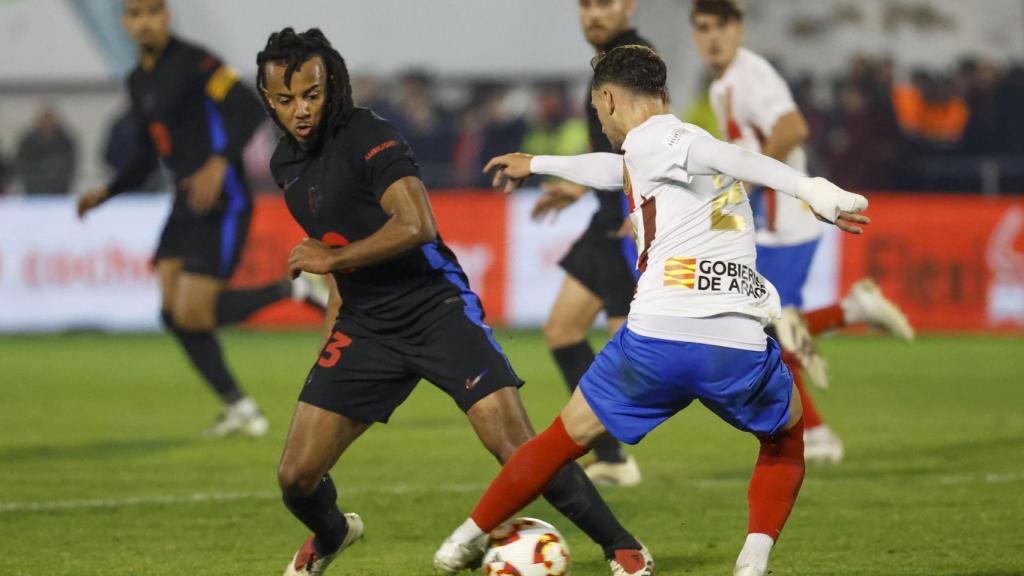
[711,175,747,231]
[318,331,353,368]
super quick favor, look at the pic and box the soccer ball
[482,517,571,575]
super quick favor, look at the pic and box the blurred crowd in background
[3,53,1023,196]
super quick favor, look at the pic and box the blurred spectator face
[35,108,62,137]
[536,84,569,125]
[122,0,170,53]
[351,74,383,107]
[579,0,635,49]
[399,74,432,107]
[691,12,743,71]
[261,56,327,144]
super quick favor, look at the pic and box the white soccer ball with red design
[482,517,571,576]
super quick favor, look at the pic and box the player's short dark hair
[691,0,744,23]
[123,0,165,12]
[590,45,667,96]
[256,27,355,144]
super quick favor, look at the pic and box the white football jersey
[709,47,823,246]
[622,114,781,346]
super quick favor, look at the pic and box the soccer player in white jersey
[435,45,869,576]
[691,0,913,463]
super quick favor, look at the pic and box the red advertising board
[840,194,1024,332]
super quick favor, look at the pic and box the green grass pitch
[1,331,1022,575]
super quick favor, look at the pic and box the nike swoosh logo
[465,369,488,390]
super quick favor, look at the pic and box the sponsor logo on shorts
[664,256,768,298]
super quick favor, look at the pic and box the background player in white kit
[691,0,914,462]
[435,45,869,576]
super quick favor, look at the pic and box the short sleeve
[745,61,797,134]
[359,117,421,200]
[192,48,240,103]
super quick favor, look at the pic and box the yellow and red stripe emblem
[664,257,696,288]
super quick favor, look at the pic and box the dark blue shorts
[755,239,820,308]
[579,326,793,444]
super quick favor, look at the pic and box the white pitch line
[938,472,1024,485]
[0,483,487,514]
[3,472,1021,514]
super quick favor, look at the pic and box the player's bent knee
[488,433,531,464]
[277,462,323,498]
[543,319,587,349]
[172,305,216,332]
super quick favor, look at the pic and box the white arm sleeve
[685,135,804,195]
[530,153,624,191]
[685,135,868,223]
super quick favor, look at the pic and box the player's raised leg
[167,271,267,437]
[216,273,330,326]
[438,387,653,575]
[736,384,805,576]
[460,387,647,572]
[544,275,640,485]
[804,278,915,340]
[278,402,369,576]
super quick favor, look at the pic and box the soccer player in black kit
[527,0,652,486]
[257,28,654,576]
[77,0,325,438]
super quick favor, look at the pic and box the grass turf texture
[1,331,1022,575]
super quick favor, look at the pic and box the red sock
[748,417,805,539]
[803,305,846,335]
[470,416,587,533]
[784,353,823,429]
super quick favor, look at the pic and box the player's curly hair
[256,27,354,146]
[591,45,667,96]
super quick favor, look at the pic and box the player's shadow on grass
[0,436,196,463]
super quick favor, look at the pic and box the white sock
[451,518,485,544]
[230,396,259,417]
[840,293,864,324]
[735,533,774,572]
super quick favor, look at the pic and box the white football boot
[842,278,915,341]
[608,543,655,576]
[734,564,764,576]
[203,397,269,438]
[433,533,488,574]
[283,513,364,576]
[773,306,829,389]
[804,424,844,464]
[292,272,330,310]
[584,455,643,487]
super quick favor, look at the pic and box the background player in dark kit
[257,28,653,576]
[77,0,325,437]
[526,0,652,485]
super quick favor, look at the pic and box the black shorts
[299,298,524,423]
[559,232,638,318]
[154,205,252,280]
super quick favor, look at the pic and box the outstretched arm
[483,152,623,193]
[685,135,869,234]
